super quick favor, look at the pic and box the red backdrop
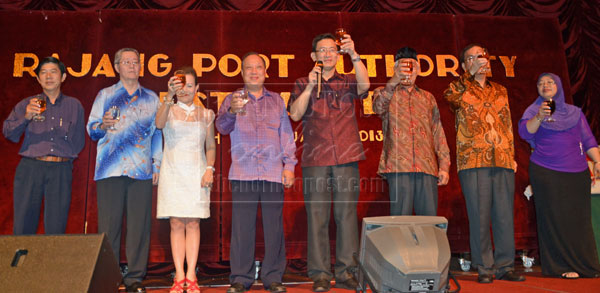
[0,10,569,263]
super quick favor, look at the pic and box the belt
[35,155,70,162]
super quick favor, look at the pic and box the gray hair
[114,48,140,65]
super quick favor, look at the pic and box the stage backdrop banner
[0,10,568,262]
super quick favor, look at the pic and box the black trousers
[384,172,438,216]
[458,167,515,277]
[96,176,153,286]
[302,162,359,282]
[229,180,286,289]
[13,157,73,235]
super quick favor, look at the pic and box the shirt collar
[325,71,345,82]
[396,84,421,94]
[177,102,196,114]
[246,86,270,100]
[43,92,64,106]
[116,80,141,96]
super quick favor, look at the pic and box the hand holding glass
[232,88,249,115]
[173,70,186,103]
[33,97,46,122]
[400,61,414,85]
[334,28,347,54]
[545,99,556,122]
[108,106,120,130]
[479,48,490,73]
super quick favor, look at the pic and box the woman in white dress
[156,66,216,293]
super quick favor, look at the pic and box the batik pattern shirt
[444,72,515,172]
[373,85,450,176]
[87,81,162,181]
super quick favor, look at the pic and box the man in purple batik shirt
[216,52,297,293]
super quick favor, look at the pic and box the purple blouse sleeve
[518,118,535,141]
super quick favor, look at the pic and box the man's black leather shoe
[226,282,248,293]
[125,282,146,293]
[334,277,359,290]
[477,274,493,283]
[312,278,330,292]
[497,271,525,282]
[267,282,287,292]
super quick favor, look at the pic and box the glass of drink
[334,28,347,54]
[479,48,490,73]
[400,60,414,85]
[546,99,556,122]
[108,105,120,130]
[173,70,186,99]
[33,97,46,122]
[233,88,249,115]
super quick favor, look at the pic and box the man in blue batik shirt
[87,48,162,293]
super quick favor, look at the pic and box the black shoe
[312,278,331,292]
[125,282,146,293]
[477,274,493,284]
[226,282,248,293]
[267,282,287,292]
[497,271,525,282]
[334,277,359,290]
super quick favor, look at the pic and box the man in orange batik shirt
[444,43,524,284]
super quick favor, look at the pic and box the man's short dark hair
[312,33,338,52]
[35,56,66,76]
[394,47,418,62]
[241,51,266,67]
[460,43,483,64]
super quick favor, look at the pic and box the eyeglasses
[316,47,338,54]
[120,60,140,66]
[537,80,556,87]
[465,55,482,62]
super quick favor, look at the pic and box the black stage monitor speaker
[358,216,451,293]
[0,234,121,293]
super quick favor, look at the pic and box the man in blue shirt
[216,52,297,293]
[3,56,85,235]
[87,48,162,293]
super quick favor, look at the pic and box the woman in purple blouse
[519,73,600,279]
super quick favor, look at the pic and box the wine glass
[546,99,556,122]
[173,70,186,100]
[334,28,347,54]
[33,96,46,122]
[108,105,120,130]
[400,60,414,85]
[479,48,490,73]
[233,88,249,115]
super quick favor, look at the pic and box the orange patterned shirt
[444,72,516,172]
[373,85,450,177]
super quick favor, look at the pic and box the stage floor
[121,266,600,292]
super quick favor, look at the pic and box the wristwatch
[206,166,215,172]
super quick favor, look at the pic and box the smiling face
[241,54,265,89]
[115,51,141,82]
[311,38,339,70]
[537,75,558,100]
[36,62,66,93]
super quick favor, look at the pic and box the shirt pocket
[264,114,280,131]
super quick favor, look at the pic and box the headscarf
[521,73,581,137]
